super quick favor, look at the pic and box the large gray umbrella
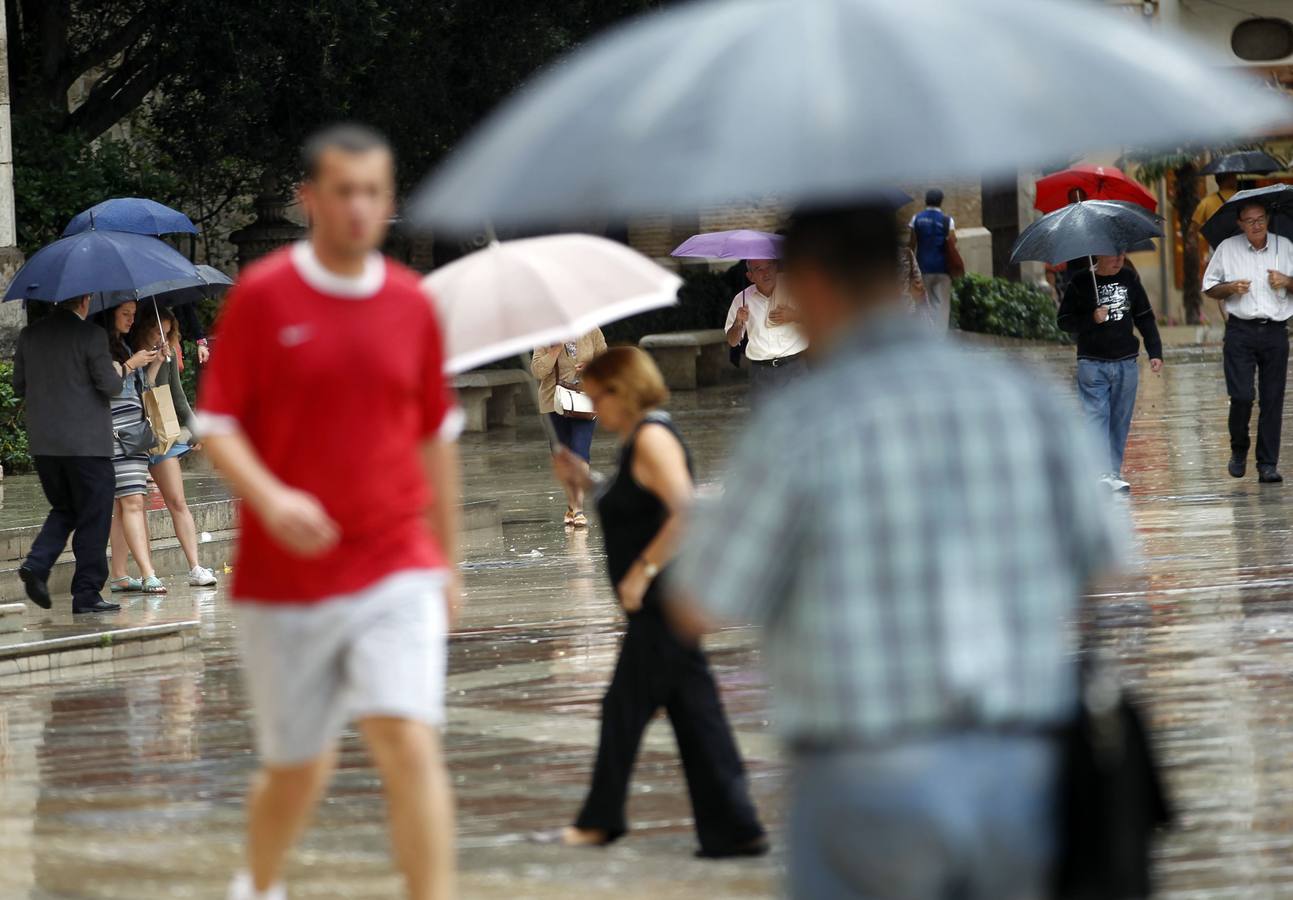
[1011,201,1164,267]
[410,0,1293,231]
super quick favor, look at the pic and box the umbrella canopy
[409,0,1292,231]
[672,230,783,260]
[1201,151,1285,176]
[1034,165,1157,214]
[422,234,682,374]
[1200,184,1293,250]
[1010,201,1164,266]
[3,231,207,305]
[63,198,198,237]
[95,265,233,313]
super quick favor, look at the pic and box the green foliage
[951,274,1067,343]
[0,362,31,474]
[601,263,746,344]
[13,116,180,254]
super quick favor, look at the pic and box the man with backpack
[909,188,963,330]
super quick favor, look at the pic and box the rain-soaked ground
[0,342,1289,898]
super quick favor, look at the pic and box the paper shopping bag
[143,385,182,456]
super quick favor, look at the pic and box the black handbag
[1053,660,1173,900]
[114,417,156,456]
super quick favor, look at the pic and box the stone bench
[452,369,530,432]
[639,329,729,390]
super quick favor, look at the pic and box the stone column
[0,1,25,357]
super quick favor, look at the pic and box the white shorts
[234,569,448,766]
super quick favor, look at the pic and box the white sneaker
[227,871,285,900]
[189,565,218,587]
[1100,473,1131,493]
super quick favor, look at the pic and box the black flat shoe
[73,598,121,614]
[1229,455,1247,478]
[1259,465,1284,484]
[695,837,770,859]
[18,566,51,610]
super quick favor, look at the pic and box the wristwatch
[641,559,660,579]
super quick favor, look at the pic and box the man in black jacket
[1057,253,1164,494]
[13,295,142,613]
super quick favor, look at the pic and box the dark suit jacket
[13,308,123,457]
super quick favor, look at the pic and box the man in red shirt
[198,124,461,900]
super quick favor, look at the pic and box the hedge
[951,274,1067,343]
[0,362,30,475]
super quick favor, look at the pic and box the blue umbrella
[62,197,197,237]
[3,231,207,306]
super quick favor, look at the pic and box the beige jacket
[531,329,607,414]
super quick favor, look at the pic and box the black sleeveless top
[596,412,694,602]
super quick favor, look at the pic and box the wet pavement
[0,343,1289,897]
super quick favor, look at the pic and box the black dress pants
[26,456,115,605]
[1224,317,1290,467]
[574,606,765,853]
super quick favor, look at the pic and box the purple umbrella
[671,229,782,260]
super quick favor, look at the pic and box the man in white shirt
[1204,200,1293,483]
[725,259,809,402]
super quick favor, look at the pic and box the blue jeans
[1076,357,1139,476]
[549,413,596,461]
[789,734,1058,900]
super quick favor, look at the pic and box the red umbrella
[1034,164,1157,214]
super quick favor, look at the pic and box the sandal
[570,511,588,528]
[563,508,577,526]
[141,575,167,594]
[109,576,142,593]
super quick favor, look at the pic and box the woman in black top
[552,346,767,858]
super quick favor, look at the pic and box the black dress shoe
[695,837,771,859]
[72,598,121,614]
[1229,454,1247,478]
[1259,465,1284,484]
[18,566,51,609]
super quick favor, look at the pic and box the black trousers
[1223,318,1290,467]
[26,456,114,605]
[574,606,765,853]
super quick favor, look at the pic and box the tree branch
[63,50,162,139]
[52,8,157,101]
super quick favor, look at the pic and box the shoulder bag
[555,380,597,420]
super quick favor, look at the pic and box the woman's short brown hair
[581,346,669,413]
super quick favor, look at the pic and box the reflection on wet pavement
[0,347,1287,897]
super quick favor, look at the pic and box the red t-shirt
[197,243,456,603]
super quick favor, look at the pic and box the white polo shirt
[725,284,809,362]
[1203,232,1293,322]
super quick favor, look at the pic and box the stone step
[0,620,199,681]
[0,529,239,605]
[0,602,23,632]
[0,498,239,564]
[0,499,503,605]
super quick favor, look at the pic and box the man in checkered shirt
[673,205,1130,900]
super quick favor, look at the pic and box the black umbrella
[1200,184,1293,250]
[1012,200,1163,303]
[1200,151,1285,176]
[1011,201,1163,267]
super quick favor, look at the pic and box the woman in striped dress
[102,301,167,594]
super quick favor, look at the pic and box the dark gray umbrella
[1200,151,1285,176]
[1010,201,1163,266]
[410,0,1293,231]
[1200,185,1293,250]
